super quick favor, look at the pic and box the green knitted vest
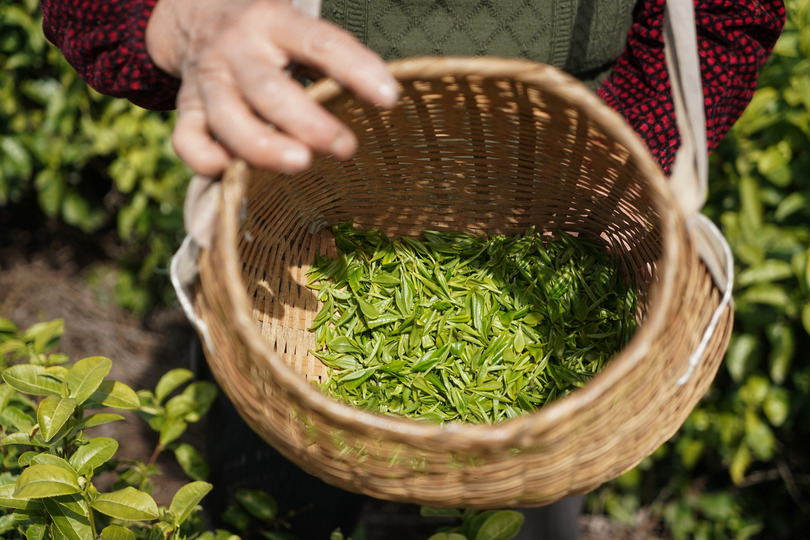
[320,0,638,88]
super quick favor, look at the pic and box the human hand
[145,0,399,176]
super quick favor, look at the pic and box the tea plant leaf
[0,432,48,448]
[234,488,278,521]
[171,442,210,481]
[2,364,63,397]
[474,510,524,540]
[68,437,118,475]
[64,356,112,405]
[0,404,35,433]
[37,395,77,442]
[155,368,193,404]
[763,386,790,427]
[74,412,125,430]
[88,380,140,410]
[744,409,775,461]
[0,317,19,337]
[99,524,137,540]
[0,483,45,511]
[736,259,794,287]
[30,454,75,473]
[428,534,467,540]
[23,319,64,355]
[420,507,464,518]
[43,495,92,540]
[766,322,794,384]
[159,415,188,446]
[90,486,159,521]
[169,481,212,526]
[22,523,47,540]
[14,464,80,499]
[176,380,217,421]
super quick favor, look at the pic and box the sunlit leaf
[14,464,80,499]
[88,380,140,410]
[154,368,193,405]
[68,437,118,475]
[99,524,137,540]
[169,481,212,526]
[90,487,159,521]
[2,364,63,397]
[43,494,92,540]
[65,356,112,404]
[37,395,76,442]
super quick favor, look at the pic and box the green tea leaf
[0,405,36,433]
[23,319,64,355]
[155,368,194,404]
[766,322,794,384]
[474,510,524,540]
[68,437,118,475]
[89,380,140,410]
[43,495,92,540]
[30,454,75,473]
[90,487,159,521]
[64,356,112,405]
[235,488,278,521]
[744,409,775,461]
[159,416,188,446]
[2,364,63,397]
[170,481,212,526]
[0,483,44,511]
[172,442,210,481]
[100,524,137,540]
[1,432,48,448]
[23,523,48,540]
[14,464,80,499]
[763,388,789,427]
[74,413,125,430]
[736,259,794,287]
[37,395,77,442]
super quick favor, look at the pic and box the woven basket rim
[212,56,685,448]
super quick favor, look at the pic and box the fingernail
[281,146,310,170]
[378,80,399,106]
[331,133,356,157]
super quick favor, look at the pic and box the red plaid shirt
[40,0,785,173]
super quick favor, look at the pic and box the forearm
[598,0,786,174]
[40,0,180,110]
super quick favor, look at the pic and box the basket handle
[663,0,734,384]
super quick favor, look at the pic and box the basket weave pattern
[193,57,732,507]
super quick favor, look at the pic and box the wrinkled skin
[146,0,399,176]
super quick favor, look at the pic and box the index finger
[268,10,400,108]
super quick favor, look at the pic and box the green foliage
[0,317,218,539]
[415,508,524,540]
[0,0,190,314]
[594,1,810,537]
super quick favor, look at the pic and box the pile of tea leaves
[306,222,638,423]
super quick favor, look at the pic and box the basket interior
[234,71,666,386]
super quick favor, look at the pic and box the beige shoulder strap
[663,0,734,384]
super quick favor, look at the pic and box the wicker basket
[190,56,733,508]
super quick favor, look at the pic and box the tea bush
[0,0,189,314]
[592,1,810,537]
